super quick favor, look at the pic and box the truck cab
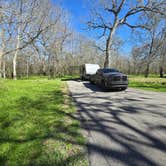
[90,68,128,90]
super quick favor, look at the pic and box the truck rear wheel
[90,80,95,84]
[101,80,107,89]
[121,87,127,91]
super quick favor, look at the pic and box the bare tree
[132,9,166,77]
[0,2,13,78]
[87,0,166,67]
[158,27,166,77]
[12,0,22,80]
[0,28,5,78]
[0,0,64,79]
[140,12,166,77]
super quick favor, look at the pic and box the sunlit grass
[0,78,88,166]
[128,75,166,92]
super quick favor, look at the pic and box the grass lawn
[0,78,88,166]
[128,75,166,92]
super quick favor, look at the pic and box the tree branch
[116,0,126,14]
[123,22,150,30]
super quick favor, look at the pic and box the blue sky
[52,0,139,55]
[56,0,89,33]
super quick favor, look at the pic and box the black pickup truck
[90,68,128,90]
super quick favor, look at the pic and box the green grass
[60,75,80,81]
[128,75,166,92]
[0,78,88,166]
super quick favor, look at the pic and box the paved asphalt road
[67,80,166,166]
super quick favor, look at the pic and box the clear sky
[52,0,139,55]
[56,0,90,34]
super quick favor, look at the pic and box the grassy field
[128,75,166,92]
[0,79,87,166]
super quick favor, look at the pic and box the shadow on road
[83,81,125,93]
[69,81,166,166]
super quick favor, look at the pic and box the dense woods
[0,0,166,79]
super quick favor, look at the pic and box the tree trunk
[13,26,21,80]
[53,55,56,78]
[13,50,18,80]
[0,56,2,78]
[144,63,150,78]
[26,58,29,78]
[159,66,164,78]
[0,29,5,78]
[2,59,6,79]
[13,57,17,80]
[144,36,154,78]
[13,0,22,80]
[104,20,118,68]
[104,46,109,68]
[0,55,5,79]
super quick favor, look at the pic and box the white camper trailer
[81,64,100,80]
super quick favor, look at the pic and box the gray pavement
[67,80,166,166]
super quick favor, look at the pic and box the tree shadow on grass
[61,78,81,81]
[0,89,87,166]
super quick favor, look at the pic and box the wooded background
[0,0,166,79]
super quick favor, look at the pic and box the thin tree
[13,0,22,80]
